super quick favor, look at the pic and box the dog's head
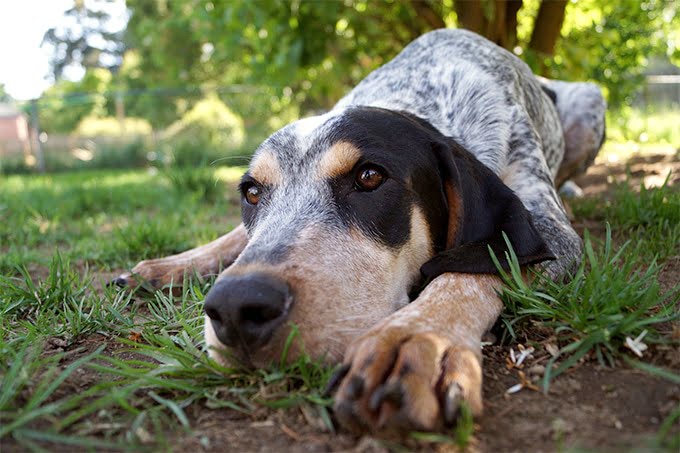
[204,107,553,367]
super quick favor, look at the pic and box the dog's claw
[444,382,463,425]
[370,381,403,411]
[107,275,129,288]
[333,330,482,433]
[345,375,365,400]
[324,363,350,397]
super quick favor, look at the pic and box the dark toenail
[381,381,404,407]
[324,363,350,397]
[108,277,127,288]
[346,375,365,399]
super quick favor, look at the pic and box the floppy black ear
[420,138,555,279]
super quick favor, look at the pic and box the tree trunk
[454,0,486,36]
[502,0,523,49]
[410,0,446,30]
[454,0,523,50]
[528,0,568,56]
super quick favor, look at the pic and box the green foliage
[164,167,222,202]
[572,173,680,262]
[36,0,679,143]
[122,0,446,113]
[75,115,152,137]
[0,168,241,274]
[0,82,12,102]
[410,402,475,449]
[0,140,152,175]
[546,0,680,108]
[608,109,680,145]
[38,68,113,134]
[40,0,125,80]
[162,96,245,167]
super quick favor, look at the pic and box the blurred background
[0,0,678,175]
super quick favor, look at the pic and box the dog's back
[336,28,605,185]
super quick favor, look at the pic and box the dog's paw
[108,258,187,292]
[331,327,482,434]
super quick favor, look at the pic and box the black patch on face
[320,108,450,250]
[319,106,554,276]
[240,106,554,276]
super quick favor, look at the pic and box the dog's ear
[420,138,555,279]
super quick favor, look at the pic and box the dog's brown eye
[355,166,385,191]
[244,184,262,205]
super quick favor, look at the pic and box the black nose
[204,273,291,350]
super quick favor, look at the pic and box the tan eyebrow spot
[317,141,362,179]
[250,151,282,185]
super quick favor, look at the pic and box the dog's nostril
[205,306,221,322]
[240,303,284,325]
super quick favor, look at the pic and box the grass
[493,226,679,390]
[1,264,334,450]
[1,165,679,451]
[572,173,680,262]
[607,108,680,145]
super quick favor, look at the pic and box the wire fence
[1,75,679,174]
[1,85,284,173]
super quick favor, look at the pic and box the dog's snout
[204,273,291,350]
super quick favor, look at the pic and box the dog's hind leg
[111,223,248,291]
[540,79,607,188]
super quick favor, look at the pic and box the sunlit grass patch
[572,174,680,263]
[0,167,241,273]
[0,254,137,343]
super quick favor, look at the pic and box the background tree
[38,68,111,133]
[41,0,125,81]
[38,0,680,133]
[0,83,12,103]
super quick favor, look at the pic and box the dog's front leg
[112,223,248,290]
[332,273,503,433]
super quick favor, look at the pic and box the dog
[113,29,606,432]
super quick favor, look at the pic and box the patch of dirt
[479,345,680,452]
[574,149,679,197]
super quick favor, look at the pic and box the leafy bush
[75,116,152,137]
[89,140,150,169]
[162,96,245,167]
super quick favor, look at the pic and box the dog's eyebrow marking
[250,151,282,186]
[317,141,362,179]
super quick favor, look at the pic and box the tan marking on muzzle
[205,204,435,369]
[317,141,362,179]
[250,151,282,186]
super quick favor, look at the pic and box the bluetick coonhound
[114,29,606,432]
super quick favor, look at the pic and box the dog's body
[115,29,605,432]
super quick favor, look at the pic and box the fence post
[30,99,45,173]
[115,90,125,135]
